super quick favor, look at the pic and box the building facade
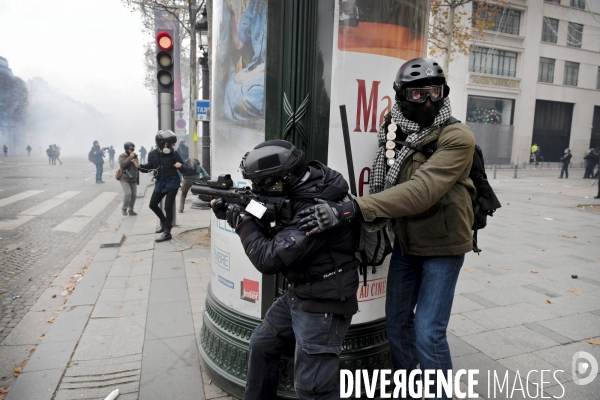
[445,0,600,165]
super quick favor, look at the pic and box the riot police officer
[212,140,359,400]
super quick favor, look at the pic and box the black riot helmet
[124,142,135,152]
[240,140,307,196]
[155,130,178,154]
[392,58,450,102]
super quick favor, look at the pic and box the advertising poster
[328,0,428,324]
[210,0,268,318]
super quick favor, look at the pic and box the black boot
[156,229,172,242]
[156,225,164,233]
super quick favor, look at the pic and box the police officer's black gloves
[297,199,355,236]
[226,203,246,229]
[211,198,228,220]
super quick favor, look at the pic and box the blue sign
[195,99,210,121]
[218,275,235,289]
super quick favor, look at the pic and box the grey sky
[0,0,158,153]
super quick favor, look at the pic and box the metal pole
[513,165,518,179]
[493,165,497,179]
[201,50,211,175]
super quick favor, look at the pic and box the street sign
[195,99,210,121]
[176,118,186,129]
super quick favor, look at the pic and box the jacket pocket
[406,204,449,240]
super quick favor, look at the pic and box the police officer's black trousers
[149,189,178,230]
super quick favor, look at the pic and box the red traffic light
[156,31,173,50]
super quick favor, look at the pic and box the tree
[429,0,506,73]
[121,0,204,159]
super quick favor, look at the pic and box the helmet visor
[252,176,284,196]
[404,85,444,103]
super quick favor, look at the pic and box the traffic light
[156,30,174,93]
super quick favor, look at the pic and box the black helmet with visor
[393,58,449,103]
[240,140,307,196]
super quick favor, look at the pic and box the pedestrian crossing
[0,190,118,232]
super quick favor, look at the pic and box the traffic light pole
[158,93,174,131]
[200,50,210,175]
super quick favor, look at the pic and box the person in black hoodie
[138,130,190,242]
[559,148,572,179]
[211,140,359,400]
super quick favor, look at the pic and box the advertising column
[327,0,428,324]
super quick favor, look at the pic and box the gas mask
[399,99,444,128]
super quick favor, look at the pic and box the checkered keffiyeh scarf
[369,98,452,194]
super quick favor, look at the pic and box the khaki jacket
[119,152,140,184]
[355,122,476,256]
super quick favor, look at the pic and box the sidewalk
[2,180,232,400]
[1,170,599,400]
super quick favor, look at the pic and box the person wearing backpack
[118,142,140,216]
[88,141,106,183]
[559,148,572,179]
[297,58,485,399]
[178,158,209,213]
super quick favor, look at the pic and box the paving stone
[447,333,479,358]
[54,382,139,400]
[42,305,92,343]
[461,293,498,308]
[92,247,120,262]
[475,286,550,307]
[145,300,194,340]
[543,379,600,400]
[462,303,559,330]
[140,365,204,400]
[522,323,573,345]
[148,277,189,304]
[454,278,493,295]
[537,292,600,316]
[0,344,33,381]
[103,276,130,289]
[5,369,64,400]
[91,298,148,319]
[537,313,600,341]
[142,335,200,374]
[24,340,77,372]
[533,279,600,297]
[522,284,562,298]
[461,325,559,360]
[497,353,571,385]
[448,315,488,337]
[2,310,56,345]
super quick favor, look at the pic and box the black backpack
[381,115,501,253]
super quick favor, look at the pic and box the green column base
[199,283,391,399]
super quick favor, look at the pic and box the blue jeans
[95,163,103,182]
[386,245,464,400]
[244,291,352,400]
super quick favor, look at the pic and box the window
[467,96,515,125]
[597,67,600,89]
[469,47,517,77]
[472,2,521,35]
[563,61,579,86]
[545,0,560,3]
[570,0,585,9]
[542,18,559,43]
[539,58,555,83]
[567,23,583,48]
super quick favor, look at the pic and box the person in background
[531,143,538,164]
[26,145,31,156]
[178,158,209,213]
[178,140,189,162]
[138,131,190,242]
[3,145,7,157]
[88,140,106,183]
[559,148,572,179]
[46,145,54,165]
[119,142,140,216]
[534,145,542,166]
[53,144,62,165]
[107,145,116,169]
[139,146,147,164]
[583,148,598,179]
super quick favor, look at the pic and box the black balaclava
[399,98,444,128]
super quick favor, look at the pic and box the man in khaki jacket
[298,58,475,399]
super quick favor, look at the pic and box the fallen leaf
[530,270,538,274]
[465,268,476,273]
[8,271,15,275]
[28,277,32,281]
[171,266,182,270]
[47,317,54,323]
[0,386,11,400]
[139,287,143,291]
[587,338,600,346]
[501,267,511,271]
[38,334,45,341]
[51,294,56,298]
[13,366,22,377]
[29,348,35,354]
[20,360,28,369]
[208,379,212,385]
[545,300,553,304]
[560,234,573,239]
[567,289,583,296]
[114,304,123,309]
[190,259,201,264]
[133,258,142,263]
[597,256,600,259]
[538,249,545,252]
